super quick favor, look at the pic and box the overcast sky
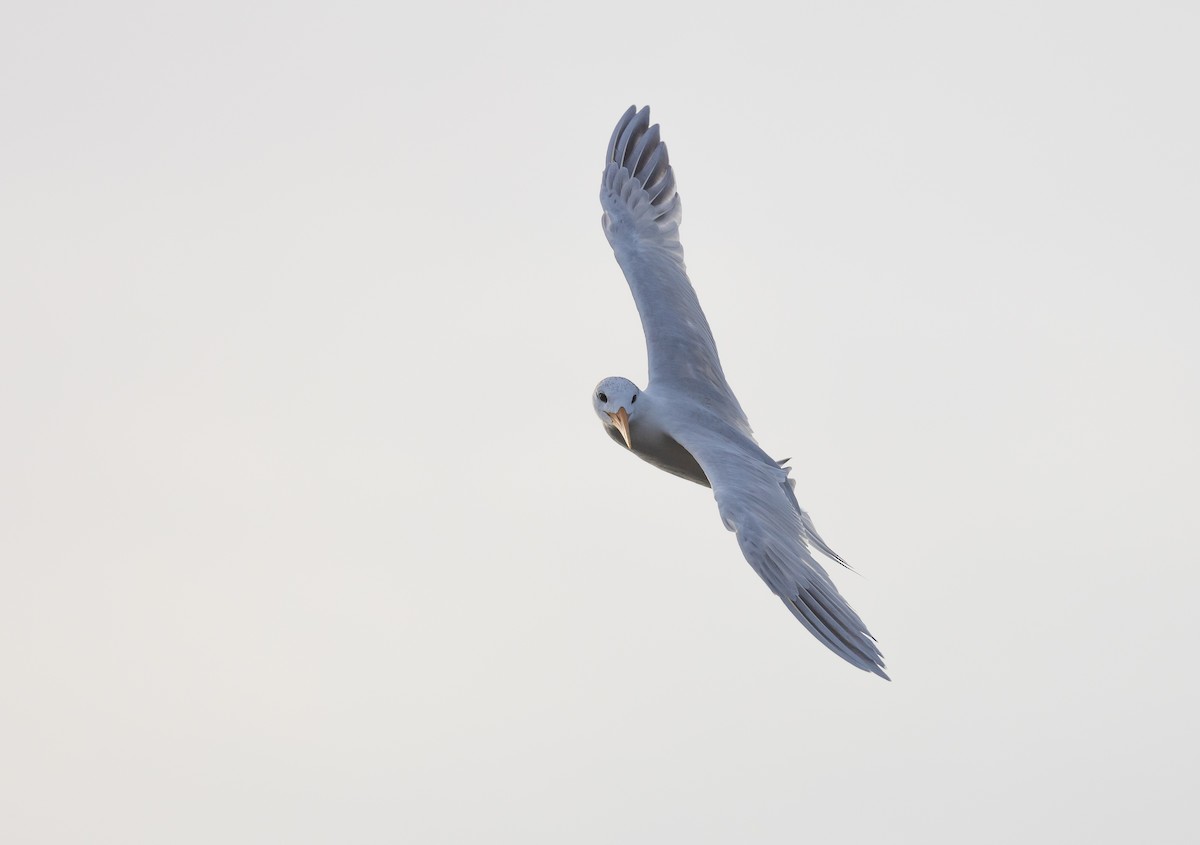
[2,2,1198,843]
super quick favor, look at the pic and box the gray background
[3,2,1197,842]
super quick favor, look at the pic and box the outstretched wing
[599,105,750,435]
[672,420,889,679]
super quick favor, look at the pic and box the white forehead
[594,376,638,396]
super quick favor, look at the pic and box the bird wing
[670,418,889,679]
[599,105,750,435]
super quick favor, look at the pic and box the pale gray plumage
[594,105,888,679]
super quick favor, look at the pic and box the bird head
[592,376,640,449]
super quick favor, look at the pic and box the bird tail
[776,459,852,571]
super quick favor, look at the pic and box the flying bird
[593,106,888,679]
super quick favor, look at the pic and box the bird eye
[597,392,608,403]
[631,394,637,403]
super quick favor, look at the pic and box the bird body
[593,106,889,679]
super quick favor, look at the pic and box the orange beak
[607,407,632,449]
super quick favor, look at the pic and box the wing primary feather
[627,123,661,179]
[802,587,880,666]
[614,106,650,170]
[793,592,887,677]
[806,586,876,645]
[606,105,637,165]
[787,596,863,668]
[640,143,669,197]
[762,545,882,674]
[804,589,888,678]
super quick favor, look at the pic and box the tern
[593,106,888,679]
